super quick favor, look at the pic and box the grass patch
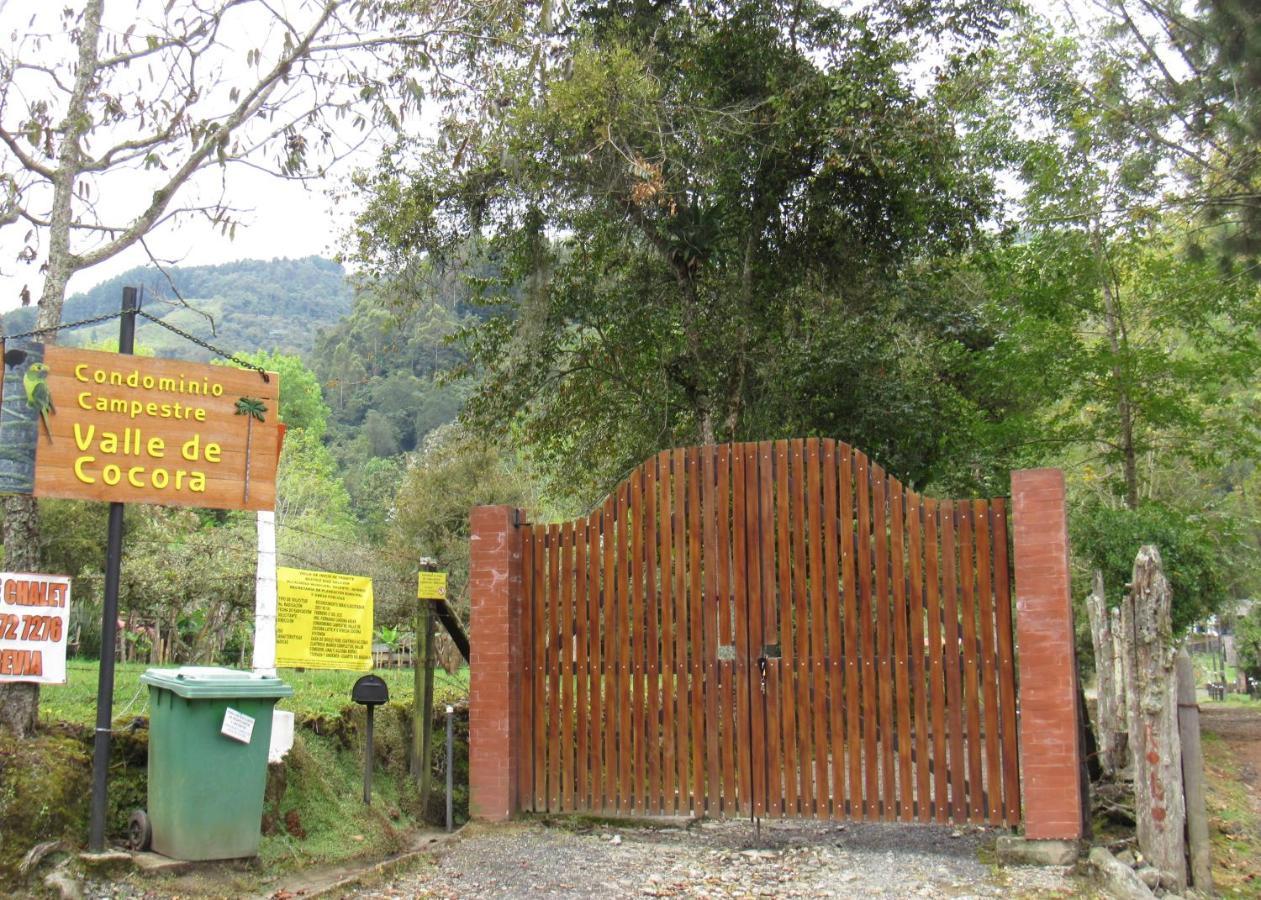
[1201,731,1261,897]
[41,659,468,725]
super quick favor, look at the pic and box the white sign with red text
[0,572,72,684]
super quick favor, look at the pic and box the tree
[352,0,1012,502]
[0,0,514,735]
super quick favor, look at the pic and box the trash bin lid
[140,666,294,700]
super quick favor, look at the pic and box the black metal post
[445,705,454,832]
[364,704,375,805]
[88,287,138,852]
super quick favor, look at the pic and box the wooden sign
[0,341,280,511]
[0,572,72,684]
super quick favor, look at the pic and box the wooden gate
[518,439,1020,824]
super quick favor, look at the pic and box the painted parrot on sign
[24,362,54,441]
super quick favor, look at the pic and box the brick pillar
[1011,468,1085,840]
[468,505,524,821]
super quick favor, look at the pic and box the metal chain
[2,306,268,380]
[4,310,125,340]
[134,309,270,380]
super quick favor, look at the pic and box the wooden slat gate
[519,439,1021,824]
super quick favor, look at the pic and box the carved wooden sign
[0,341,280,511]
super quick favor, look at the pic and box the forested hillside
[1,257,352,359]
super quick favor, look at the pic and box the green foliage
[1236,605,1261,679]
[1070,499,1235,633]
[351,0,1016,502]
[387,426,534,621]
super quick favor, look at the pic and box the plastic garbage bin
[138,666,293,860]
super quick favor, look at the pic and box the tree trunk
[1093,228,1139,510]
[1085,568,1126,776]
[1121,545,1186,889]
[1110,605,1128,769]
[0,495,42,736]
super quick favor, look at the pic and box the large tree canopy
[353,0,1016,502]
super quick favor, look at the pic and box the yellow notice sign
[275,567,372,671]
[417,571,448,600]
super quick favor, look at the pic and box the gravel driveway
[346,818,1088,899]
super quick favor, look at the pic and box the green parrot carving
[23,362,54,442]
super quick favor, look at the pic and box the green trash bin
[139,666,293,860]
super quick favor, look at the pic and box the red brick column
[468,505,525,821]
[1011,468,1085,840]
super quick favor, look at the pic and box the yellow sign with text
[0,341,280,511]
[417,571,448,600]
[275,567,373,671]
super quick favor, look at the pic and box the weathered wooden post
[1176,648,1212,892]
[1121,545,1186,890]
[1085,569,1122,777]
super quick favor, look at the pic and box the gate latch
[757,656,768,694]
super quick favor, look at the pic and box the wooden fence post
[1121,545,1186,890]
[1176,648,1212,892]
[1011,468,1086,839]
[468,505,525,821]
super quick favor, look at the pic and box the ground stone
[1090,846,1156,900]
[995,835,1081,866]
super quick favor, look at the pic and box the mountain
[2,257,353,361]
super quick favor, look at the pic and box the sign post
[88,286,137,852]
[413,560,445,809]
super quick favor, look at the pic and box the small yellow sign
[417,571,448,600]
[275,567,372,671]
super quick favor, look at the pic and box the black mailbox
[352,674,389,706]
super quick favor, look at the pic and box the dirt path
[343,819,1087,899]
[1201,707,1261,801]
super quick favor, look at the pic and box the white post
[253,509,278,676]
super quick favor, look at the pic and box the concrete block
[995,835,1081,866]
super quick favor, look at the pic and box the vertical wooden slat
[872,467,895,820]
[774,440,800,815]
[940,501,966,822]
[630,470,646,812]
[521,527,535,810]
[645,460,661,814]
[575,517,590,810]
[890,481,913,822]
[601,495,617,812]
[732,444,753,816]
[688,447,706,815]
[717,445,737,814]
[548,523,562,811]
[958,504,984,822]
[790,440,813,814]
[840,446,861,819]
[617,482,633,812]
[587,513,602,812]
[702,446,722,814]
[974,499,1003,825]
[907,494,931,821]
[805,438,829,819]
[744,443,766,817]
[533,523,547,812]
[561,520,575,811]
[757,441,782,816]
[924,500,947,822]
[672,448,690,812]
[822,440,844,820]
[855,452,878,818]
[657,454,677,814]
[991,499,1021,824]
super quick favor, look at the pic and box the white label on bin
[221,707,255,744]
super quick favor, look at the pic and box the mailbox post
[352,674,389,805]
